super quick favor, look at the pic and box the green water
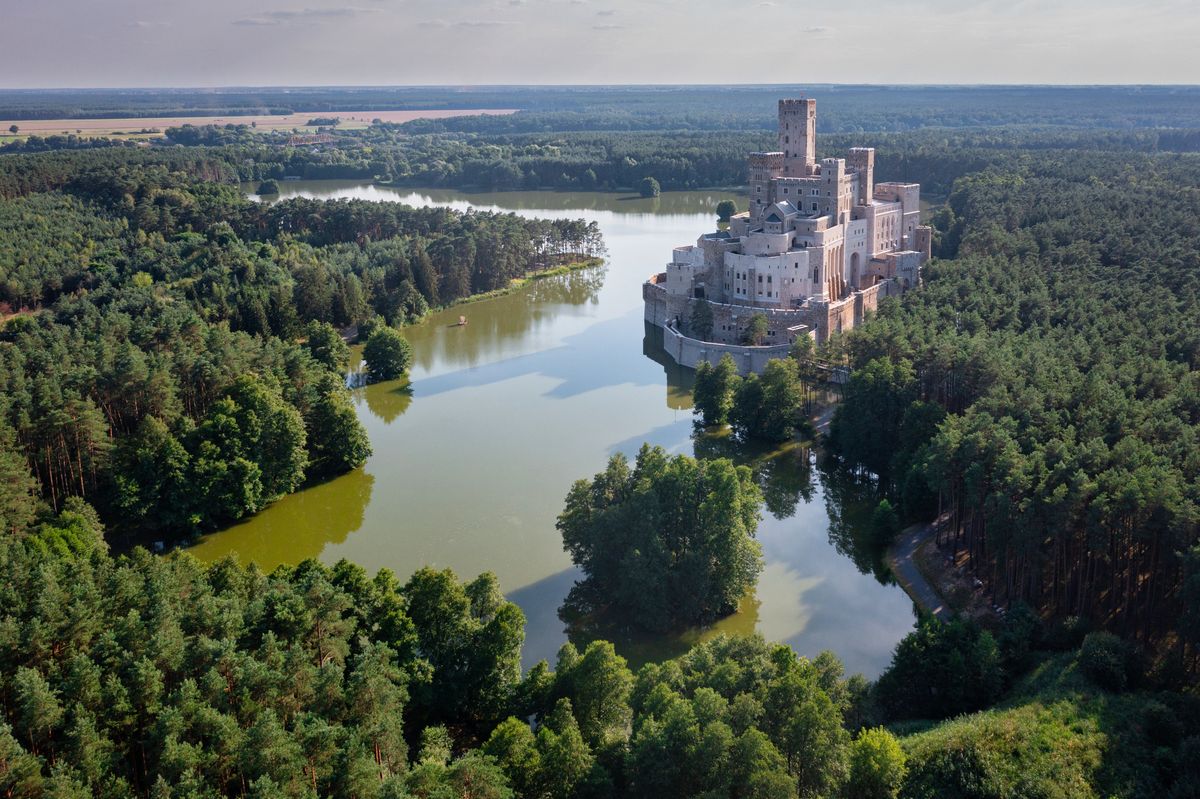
[190,183,916,675]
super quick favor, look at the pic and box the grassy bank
[441,255,604,309]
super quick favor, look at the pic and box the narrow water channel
[188,183,916,676]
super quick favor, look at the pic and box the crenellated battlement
[748,152,785,168]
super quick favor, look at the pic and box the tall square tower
[778,98,816,177]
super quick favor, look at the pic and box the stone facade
[644,95,932,371]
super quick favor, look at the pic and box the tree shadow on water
[817,453,892,583]
[692,428,816,521]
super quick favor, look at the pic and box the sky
[2,0,1198,88]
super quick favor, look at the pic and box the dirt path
[888,523,950,618]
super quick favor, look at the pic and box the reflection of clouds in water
[748,561,821,643]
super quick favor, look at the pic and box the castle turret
[778,98,816,177]
[847,147,875,205]
[748,151,784,221]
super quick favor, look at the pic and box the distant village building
[283,133,337,147]
[644,96,932,372]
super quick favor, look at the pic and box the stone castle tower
[644,95,933,371]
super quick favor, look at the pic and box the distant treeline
[5,85,1200,130]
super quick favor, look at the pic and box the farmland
[0,107,516,140]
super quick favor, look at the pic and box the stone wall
[660,324,794,375]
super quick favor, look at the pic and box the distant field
[0,108,517,138]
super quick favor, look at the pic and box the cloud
[418,18,521,28]
[233,7,381,26]
[596,8,615,15]
[802,25,833,34]
[592,23,624,29]
[128,20,172,29]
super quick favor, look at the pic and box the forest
[1,502,1199,798]
[827,145,1200,660]
[0,149,601,540]
[2,88,1200,796]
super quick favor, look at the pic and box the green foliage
[741,313,768,346]
[836,145,1200,645]
[846,728,907,799]
[0,153,599,541]
[306,375,372,476]
[404,568,525,729]
[302,320,350,373]
[692,354,739,427]
[876,616,1004,721]
[870,500,901,549]
[255,179,280,195]
[716,200,737,222]
[689,299,714,340]
[730,359,802,442]
[828,358,916,482]
[899,701,1103,799]
[363,326,413,383]
[638,177,660,198]
[1077,632,1134,693]
[0,425,39,536]
[558,444,763,632]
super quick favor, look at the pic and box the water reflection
[193,467,376,566]
[819,455,894,583]
[641,323,696,411]
[693,431,816,520]
[193,184,915,677]
[403,265,607,375]
[361,381,414,425]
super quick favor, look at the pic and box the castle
[644,97,931,372]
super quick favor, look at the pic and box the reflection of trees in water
[406,265,607,374]
[817,454,891,583]
[293,467,376,553]
[190,466,376,569]
[560,582,761,672]
[358,380,413,424]
[524,264,606,306]
[691,430,814,520]
[399,189,740,216]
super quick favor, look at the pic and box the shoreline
[432,255,605,312]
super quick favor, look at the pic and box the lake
[188,182,916,676]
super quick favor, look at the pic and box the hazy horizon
[3,0,1197,89]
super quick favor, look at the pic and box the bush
[1142,700,1184,747]
[1045,615,1092,651]
[716,199,737,222]
[995,602,1042,677]
[1077,631,1132,692]
[876,616,1004,721]
[363,326,413,383]
[845,727,907,799]
[256,178,280,195]
[870,499,901,549]
[638,176,660,198]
